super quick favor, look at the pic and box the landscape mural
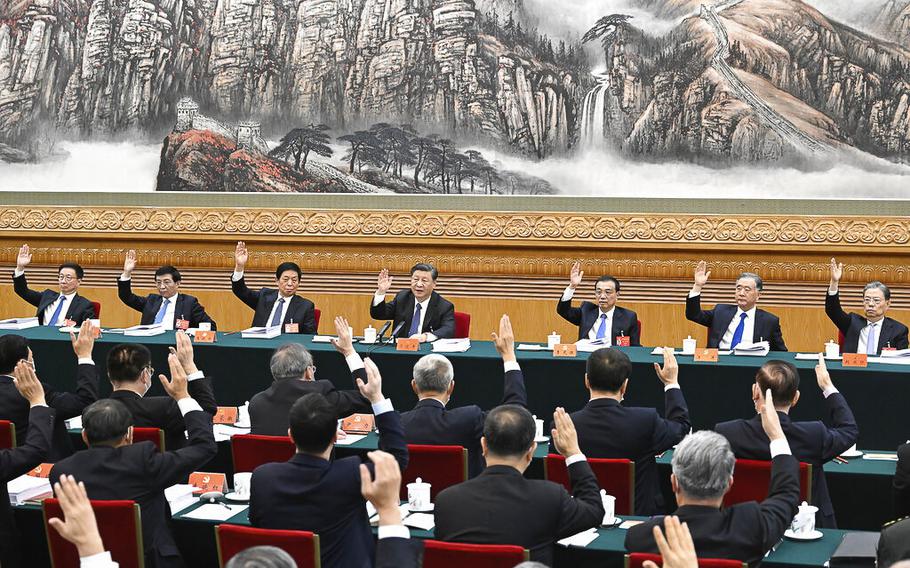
[1,0,909,197]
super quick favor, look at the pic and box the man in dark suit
[249,317,372,436]
[715,356,856,529]
[0,359,55,568]
[370,264,456,341]
[401,314,527,478]
[249,356,408,567]
[826,258,908,354]
[231,241,317,334]
[434,406,604,565]
[626,390,800,567]
[556,347,690,515]
[118,250,217,330]
[0,323,99,460]
[106,332,217,450]
[894,442,910,519]
[685,261,787,351]
[50,353,218,568]
[557,261,641,344]
[12,243,96,325]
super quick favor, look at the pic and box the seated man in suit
[826,258,908,354]
[50,352,217,568]
[401,314,527,478]
[685,261,787,351]
[231,241,317,333]
[249,357,408,567]
[895,442,910,519]
[556,347,690,515]
[106,332,217,450]
[626,390,800,567]
[715,356,856,528]
[118,250,217,330]
[12,244,96,326]
[557,261,641,344]
[0,322,99,460]
[370,264,455,341]
[434,406,604,565]
[250,317,372,435]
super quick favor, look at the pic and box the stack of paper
[869,357,910,366]
[65,416,83,430]
[517,344,547,351]
[403,513,435,530]
[432,338,471,353]
[557,527,600,547]
[241,326,282,339]
[334,434,367,446]
[575,339,608,353]
[879,349,910,358]
[165,484,197,515]
[213,424,251,443]
[734,341,770,357]
[0,317,39,330]
[108,324,167,337]
[181,503,247,521]
[651,347,683,355]
[7,474,51,505]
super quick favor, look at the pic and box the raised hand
[331,316,355,356]
[758,387,785,442]
[693,260,711,289]
[159,352,189,401]
[376,268,393,294]
[122,249,137,276]
[828,257,844,293]
[16,244,32,270]
[234,241,248,270]
[14,360,46,407]
[48,475,105,558]
[642,516,697,568]
[174,331,198,375]
[491,314,516,362]
[551,407,581,457]
[70,320,96,359]
[653,347,679,386]
[358,358,384,403]
[359,450,403,526]
[569,261,584,289]
[815,353,833,392]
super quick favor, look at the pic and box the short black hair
[275,262,302,280]
[288,393,337,453]
[586,348,631,392]
[0,335,29,375]
[483,405,535,458]
[756,360,800,407]
[106,344,151,383]
[58,262,84,280]
[154,265,182,282]
[82,399,134,446]
[594,275,620,292]
[410,263,438,280]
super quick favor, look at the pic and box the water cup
[601,490,616,525]
[199,322,212,332]
[824,340,840,358]
[533,416,544,439]
[790,501,818,534]
[233,472,252,499]
[548,332,561,349]
[407,477,431,512]
[363,325,377,344]
[682,336,697,355]
[89,319,102,338]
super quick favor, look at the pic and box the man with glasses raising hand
[826,257,908,354]
[557,261,641,345]
[13,244,96,325]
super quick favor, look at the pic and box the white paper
[181,503,248,521]
[0,317,39,330]
[517,344,547,351]
[213,424,251,442]
[868,357,910,366]
[575,339,608,353]
[241,326,282,339]
[109,324,167,337]
[334,434,367,446]
[862,453,898,461]
[164,484,195,501]
[65,416,83,430]
[432,338,471,353]
[557,527,599,547]
[403,513,435,530]
[311,335,335,343]
[650,348,682,355]
[7,474,51,505]
[235,402,251,428]
[733,341,770,356]
[879,348,910,358]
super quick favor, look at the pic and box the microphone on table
[369,321,404,356]
[374,321,392,344]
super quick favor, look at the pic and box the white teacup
[534,417,544,439]
[233,472,252,499]
[790,501,818,534]
[407,477,432,511]
[601,490,616,525]
[363,326,377,344]
[682,336,697,355]
[547,333,561,349]
[824,341,840,358]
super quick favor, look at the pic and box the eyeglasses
[863,297,885,306]
[594,289,616,297]
[58,275,77,282]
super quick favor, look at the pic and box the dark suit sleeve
[370,293,397,321]
[556,295,584,325]
[12,273,43,307]
[375,537,423,568]
[431,298,455,339]
[148,408,217,489]
[500,369,527,407]
[685,294,714,327]
[188,377,217,416]
[759,454,801,551]
[824,292,852,334]
[629,309,641,346]
[44,363,100,419]
[0,405,55,480]
[893,322,909,350]
[893,443,910,518]
[373,409,409,472]
[117,278,147,313]
[554,459,605,539]
[301,301,317,334]
[649,388,690,454]
[817,393,858,461]
[189,296,217,331]
[768,315,787,352]
[325,370,372,417]
[231,276,260,310]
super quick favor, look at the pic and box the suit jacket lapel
[402,292,416,332]
[38,291,57,313]
[287,296,303,323]
[423,293,440,333]
[715,305,735,339]
[582,304,597,337]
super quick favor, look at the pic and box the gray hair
[225,546,297,568]
[672,431,735,500]
[269,343,313,382]
[864,281,891,301]
[514,563,550,568]
[737,272,763,291]
[412,354,454,393]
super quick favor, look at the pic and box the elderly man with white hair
[400,314,527,477]
[626,389,800,567]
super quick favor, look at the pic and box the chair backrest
[837,330,845,349]
[216,524,321,568]
[231,434,296,473]
[626,553,746,568]
[453,311,471,339]
[423,540,528,568]
[401,445,468,500]
[544,454,635,514]
[723,459,812,507]
[43,499,144,568]
[0,420,16,449]
[91,301,102,319]
[132,427,165,452]
[637,319,642,338]
[313,308,321,331]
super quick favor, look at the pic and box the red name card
[694,348,719,362]
[341,413,375,434]
[842,353,868,367]
[615,335,631,347]
[189,472,226,494]
[213,407,238,425]
[28,463,54,478]
[194,330,216,343]
[396,338,419,351]
[553,344,577,357]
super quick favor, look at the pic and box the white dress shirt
[43,291,76,326]
[156,293,179,329]
[719,306,757,349]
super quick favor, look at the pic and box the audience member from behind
[626,389,800,567]
[13,243,96,325]
[434,406,604,565]
[557,346,689,515]
[50,352,217,568]
[714,355,857,528]
[226,547,297,568]
[248,357,408,567]
[401,314,527,478]
[0,322,99,460]
[106,331,216,449]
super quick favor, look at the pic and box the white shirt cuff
[503,361,521,372]
[119,275,131,281]
[827,290,838,296]
[345,353,365,372]
[371,398,394,415]
[822,386,839,398]
[378,525,411,539]
[30,403,48,408]
[372,292,386,306]
[80,551,117,567]
[664,383,681,391]
[231,271,244,281]
[176,398,203,415]
[13,269,24,277]
[425,332,437,343]
[565,453,587,466]
[187,370,205,382]
[78,358,95,366]
[688,291,700,298]
[561,286,575,302]
[769,438,792,458]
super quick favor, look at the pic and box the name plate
[553,343,577,357]
[175,319,190,331]
[213,407,238,425]
[28,463,54,478]
[694,348,719,362]
[188,472,226,494]
[396,338,420,351]
[341,413,375,434]
[195,330,216,343]
[615,335,631,347]
[842,353,868,367]
[284,322,299,334]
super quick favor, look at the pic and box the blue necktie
[270,298,285,327]
[595,314,608,339]
[866,323,877,355]
[153,298,170,325]
[730,312,747,348]
[408,303,422,336]
[47,295,66,326]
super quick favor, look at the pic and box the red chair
[626,553,746,568]
[637,319,642,338]
[423,540,528,567]
[231,434,296,473]
[401,445,468,500]
[91,301,102,319]
[723,459,812,506]
[132,427,165,452]
[545,454,635,515]
[43,499,144,568]
[454,311,471,338]
[0,420,16,449]
[838,330,845,349]
[313,308,321,331]
[216,524,321,568]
